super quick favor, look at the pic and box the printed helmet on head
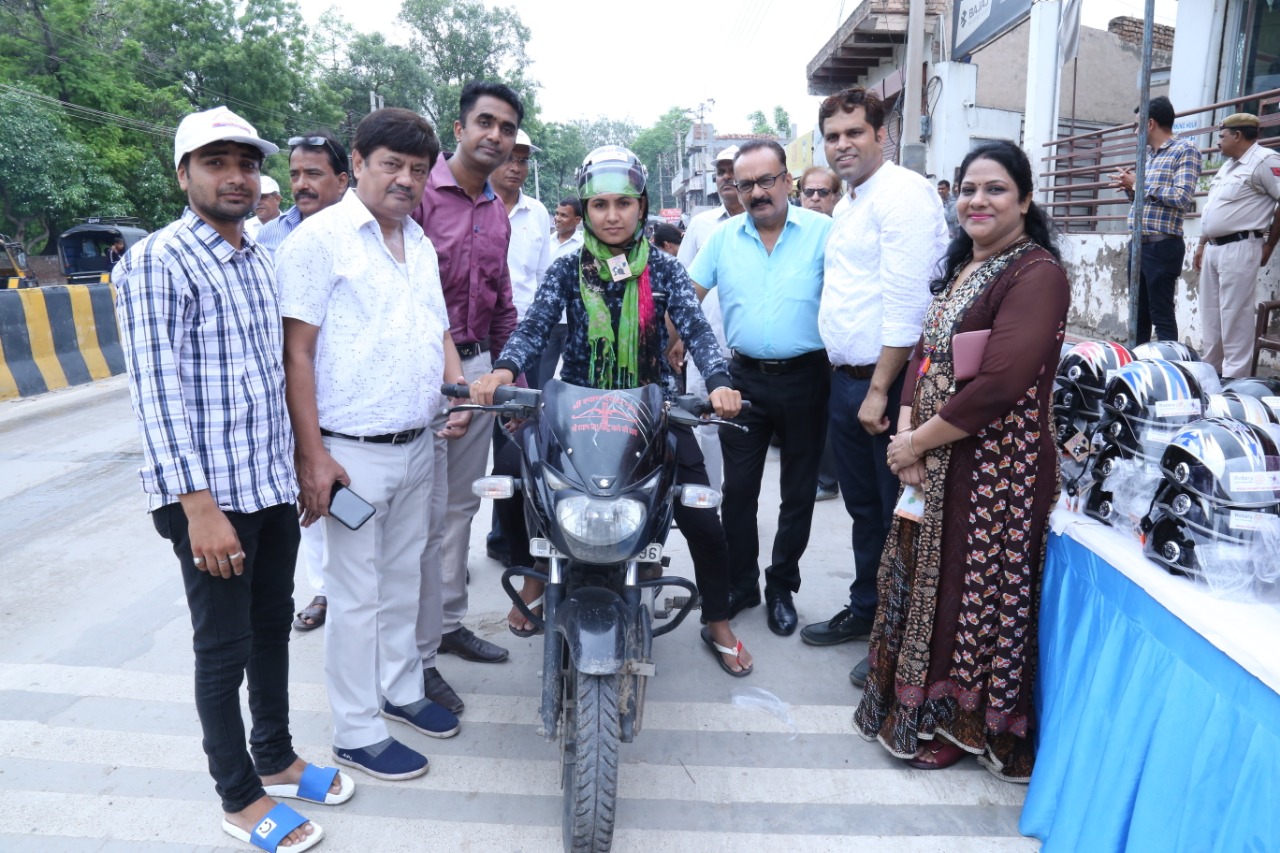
[1053,340,1134,447]
[1206,391,1279,426]
[1132,341,1201,363]
[578,145,647,199]
[1095,359,1206,463]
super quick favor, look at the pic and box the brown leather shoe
[292,595,326,631]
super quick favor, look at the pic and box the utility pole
[900,0,927,174]
[1127,0,1156,348]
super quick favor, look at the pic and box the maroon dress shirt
[411,152,517,355]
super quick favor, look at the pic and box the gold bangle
[907,430,918,458]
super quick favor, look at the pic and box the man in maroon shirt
[412,81,522,697]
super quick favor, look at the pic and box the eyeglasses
[733,170,786,194]
[507,156,531,165]
[287,136,347,172]
[801,187,833,198]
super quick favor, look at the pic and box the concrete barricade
[0,284,124,401]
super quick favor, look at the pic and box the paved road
[0,378,1039,852]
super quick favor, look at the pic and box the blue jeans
[153,501,301,813]
[828,368,905,622]
[1136,236,1185,344]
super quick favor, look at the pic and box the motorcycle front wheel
[561,668,621,853]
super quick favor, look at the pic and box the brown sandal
[293,595,327,631]
[906,739,968,770]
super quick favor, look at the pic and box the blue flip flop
[263,763,354,805]
[221,802,323,851]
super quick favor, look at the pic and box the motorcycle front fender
[555,587,629,675]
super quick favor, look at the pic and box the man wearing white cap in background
[114,105,352,853]
[676,145,743,488]
[244,174,282,240]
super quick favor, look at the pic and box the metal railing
[1039,88,1280,233]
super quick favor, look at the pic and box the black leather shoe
[765,588,797,636]
[726,586,761,620]
[439,626,509,663]
[485,543,512,568]
[849,655,870,689]
[423,666,464,715]
[799,607,872,646]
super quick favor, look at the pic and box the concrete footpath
[0,377,1038,852]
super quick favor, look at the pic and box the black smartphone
[329,483,375,530]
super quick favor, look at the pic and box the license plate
[529,538,662,562]
[638,543,662,562]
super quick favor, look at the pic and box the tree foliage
[748,106,792,138]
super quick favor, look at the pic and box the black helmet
[1222,377,1280,421]
[1141,418,1280,574]
[1053,341,1134,449]
[1096,360,1207,464]
[1132,341,1201,363]
[1206,392,1279,426]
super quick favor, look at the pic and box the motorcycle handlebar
[440,383,542,408]
[675,394,752,417]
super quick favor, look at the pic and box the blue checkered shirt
[114,209,297,513]
[255,205,303,260]
[1127,135,1203,237]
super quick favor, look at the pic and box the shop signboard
[953,0,1032,61]
[659,208,682,224]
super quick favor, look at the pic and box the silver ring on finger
[229,551,245,560]
[193,557,205,567]
[216,558,230,565]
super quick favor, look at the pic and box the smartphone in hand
[329,483,375,530]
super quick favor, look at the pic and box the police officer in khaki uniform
[1194,112,1280,378]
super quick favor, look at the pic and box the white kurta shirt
[507,192,552,320]
[821,162,950,367]
[276,191,450,435]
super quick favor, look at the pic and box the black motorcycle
[443,379,741,853]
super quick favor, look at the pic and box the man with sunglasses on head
[689,140,834,638]
[257,131,351,261]
[258,130,352,635]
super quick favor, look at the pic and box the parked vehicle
[444,379,740,852]
[1,235,36,288]
[57,217,148,284]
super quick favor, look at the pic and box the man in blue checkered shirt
[115,106,351,851]
[1110,96,1203,344]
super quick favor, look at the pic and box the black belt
[320,427,425,446]
[455,340,489,359]
[732,349,829,376]
[1208,230,1265,247]
[1140,233,1177,244]
[834,363,876,379]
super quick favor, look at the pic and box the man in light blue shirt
[690,139,833,637]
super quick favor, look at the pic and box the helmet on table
[1206,391,1279,426]
[1053,340,1134,449]
[1095,359,1207,464]
[1133,341,1201,363]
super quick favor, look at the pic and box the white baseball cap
[173,106,279,170]
[714,145,740,164]
[515,128,541,153]
[259,175,281,196]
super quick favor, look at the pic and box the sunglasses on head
[288,136,347,172]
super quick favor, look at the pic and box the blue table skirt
[1020,533,1280,853]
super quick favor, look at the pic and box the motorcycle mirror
[472,476,516,499]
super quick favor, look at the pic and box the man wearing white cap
[244,174,282,240]
[675,145,743,488]
[114,105,352,852]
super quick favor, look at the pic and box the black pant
[494,422,733,621]
[153,501,301,813]
[828,367,906,622]
[817,433,839,492]
[719,357,830,596]
[1136,236,1184,344]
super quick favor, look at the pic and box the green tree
[631,107,693,210]
[326,32,435,136]
[748,109,771,135]
[747,106,791,138]
[0,93,128,251]
[398,0,539,149]
[527,120,587,206]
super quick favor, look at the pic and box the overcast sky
[298,0,1179,135]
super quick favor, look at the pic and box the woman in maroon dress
[852,140,1070,782]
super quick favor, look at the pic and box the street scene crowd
[108,65,1280,851]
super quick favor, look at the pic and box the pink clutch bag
[952,330,990,381]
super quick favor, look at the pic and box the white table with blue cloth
[1020,507,1280,852]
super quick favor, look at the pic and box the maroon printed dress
[852,241,1070,782]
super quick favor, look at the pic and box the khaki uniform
[1200,142,1280,377]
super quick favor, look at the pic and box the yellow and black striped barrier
[0,284,124,401]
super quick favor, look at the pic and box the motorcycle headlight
[556,495,645,545]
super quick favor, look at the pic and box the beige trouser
[1200,238,1263,379]
[322,433,434,747]
[417,352,494,664]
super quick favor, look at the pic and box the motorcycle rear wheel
[561,669,621,853]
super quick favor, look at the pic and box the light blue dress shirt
[688,204,831,359]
